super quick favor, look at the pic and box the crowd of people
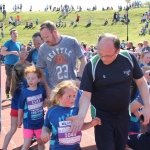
[0,19,150,150]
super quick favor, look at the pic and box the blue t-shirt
[75,89,82,107]
[11,78,27,110]
[44,105,82,150]
[18,86,46,129]
[4,40,21,65]
[26,49,49,80]
[139,63,150,68]
[26,48,38,65]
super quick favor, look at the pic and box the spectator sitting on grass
[8,17,13,24]
[12,20,17,26]
[69,20,74,26]
[86,20,92,27]
[25,22,29,28]
[29,20,33,28]
[56,22,59,28]
[104,18,108,26]
[139,29,144,36]
[62,22,66,27]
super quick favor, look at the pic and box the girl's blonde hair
[49,80,78,108]
[11,62,26,96]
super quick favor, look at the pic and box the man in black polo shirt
[67,33,150,150]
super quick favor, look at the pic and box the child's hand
[43,98,49,107]
[41,132,51,142]
[18,119,22,128]
[91,117,101,126]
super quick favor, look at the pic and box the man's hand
[11,51,19,56]
[41,132,51,142]
[140,106,150,125]
[66,115,84,133]
[75,79,81,88]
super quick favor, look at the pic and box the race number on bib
[58,121,82,145]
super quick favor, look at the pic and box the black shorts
[127,132,150,150]
[76,19,79,22]
[94,117,130,150]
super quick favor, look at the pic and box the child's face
[142,53,150,64]
[59,88,77,107]
[26,72,40,88]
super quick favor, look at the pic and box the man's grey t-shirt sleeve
[74,38,84,59]
[36,48,47,69]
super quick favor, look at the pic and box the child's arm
[81,117,101,131]
[41,126,51,142]
[43,98,49,107]
[18,109,23,128]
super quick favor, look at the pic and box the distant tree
[145,1,150,8]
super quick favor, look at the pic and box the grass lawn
[0,8,150,46]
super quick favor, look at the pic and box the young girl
[41,80,101,150]
[140,51,150,67]
[2,63,27,150]
[18,66,47,150]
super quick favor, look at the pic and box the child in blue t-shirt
[41,80,101,150]
[2,62,27,150]
[18,65,48,150]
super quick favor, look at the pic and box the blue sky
[0,0,147,11]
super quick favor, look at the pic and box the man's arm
[135,77,150,125]
[66,91,91,133]
[40,68,51,99]
[78,56,87,77]
[1,46,19,56]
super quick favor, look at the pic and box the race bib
[58,121,82,145]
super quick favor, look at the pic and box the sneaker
[6,94,11,100]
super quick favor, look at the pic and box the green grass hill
[0,8,150,46]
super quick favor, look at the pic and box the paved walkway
[0,65,97,150]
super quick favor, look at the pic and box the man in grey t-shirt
[36,20,86,98]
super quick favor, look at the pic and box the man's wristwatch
[76,76,82,81]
